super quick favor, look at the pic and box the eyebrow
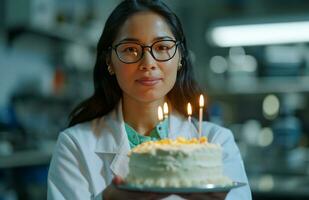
[116,36,175,44]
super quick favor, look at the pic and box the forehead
[114,11,175,43]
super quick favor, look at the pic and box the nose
[138,47,157,71]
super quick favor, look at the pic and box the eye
[123,47,138,54]
[117,43,140,54]
[154,41,176,52]
[157,45,170,51]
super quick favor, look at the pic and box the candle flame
[199,94,204,107]
[158,106,163,121]
[163,102,169,115]
[187,103,192,116]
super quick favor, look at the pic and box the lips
[136,77,162,86]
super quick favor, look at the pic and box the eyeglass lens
[115,40,178,63]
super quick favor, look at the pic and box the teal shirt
[125,119,169,149]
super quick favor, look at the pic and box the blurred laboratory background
[1,0,309,199]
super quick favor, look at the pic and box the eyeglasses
[110,40,180,64]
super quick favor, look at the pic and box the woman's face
[109,11,180,104]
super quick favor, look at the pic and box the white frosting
[126,139,232,187]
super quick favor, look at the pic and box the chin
[135,93,166,104]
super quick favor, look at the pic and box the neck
[122,97,165,136]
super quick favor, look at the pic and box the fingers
[178,192,228,200]
[146,193,173,200]
[112,175,124,185]
[115,192,167,200]
[208,192,228,199]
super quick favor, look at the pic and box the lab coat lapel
[94,102,130,178]
[109,144,130,178]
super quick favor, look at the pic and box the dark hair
[69,0,202,127]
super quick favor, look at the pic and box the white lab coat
[47,102,252,200]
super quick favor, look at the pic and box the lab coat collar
[93,101,199,153]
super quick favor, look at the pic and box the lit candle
[158,106,164,122]
[199,95,204,137]
[163,102,169,120]
[187,102,192,124]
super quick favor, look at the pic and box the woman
[47,0,252,199]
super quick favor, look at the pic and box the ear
[106,55,111,66]
[178,51,183,65]
[106,55,115,69]
[178,45,183,61]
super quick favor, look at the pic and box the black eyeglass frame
[110,40,181,64]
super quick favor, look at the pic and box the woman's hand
[179,192,228,200]
[103,176,169,200]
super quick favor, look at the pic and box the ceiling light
[208,21,309,47]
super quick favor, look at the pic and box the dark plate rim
[115,181,247,193]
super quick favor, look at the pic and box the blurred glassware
[263,45,304,76]
[271,96,302,149]
[241,119,262,146]
[263,94,280,120]
[63,43,94,72]
[0,138,13,156]
[227,47,257,81]
[0,170,18,200]
[208,103,224,126]
[5,0,56,29]
[12,93,71,147]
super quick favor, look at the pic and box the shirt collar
[125,118,169,148]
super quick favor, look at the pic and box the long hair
[69,0,202,127]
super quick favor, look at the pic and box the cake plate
[115,181,246,193]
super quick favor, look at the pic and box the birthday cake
[125,137,232,187]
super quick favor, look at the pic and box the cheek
[113,66,140,98]
[111,54,132,87]
[163,62,178,88]
[114,67,133,90]
[167,54,180,77]
[169,68,178,87]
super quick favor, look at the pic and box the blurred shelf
[207,76,309,96]
[249,174,309,198]
[7,24,97,48]
[0,149,53,169]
